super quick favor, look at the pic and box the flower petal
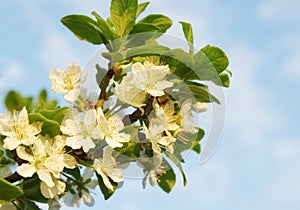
[3,137,20,150]
[16,164,35,177]
[66,136,82,150]
[38,169,54,187]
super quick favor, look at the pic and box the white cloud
[226,44,283,150]
[257,0,300,23]
[263,138,300,205]
[0,56,25,90]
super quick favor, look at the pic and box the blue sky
[1,0,300,209]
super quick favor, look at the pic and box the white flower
[97,108,130,148]
[143,118,176,154]
[115,61,173,108]
[40,179,66,199]
[179,99,208,134]
[49,63,86,102]
[16,135,76,188]
[93,146,124,191]
[61,109,102,153]
[152,99,180,132]
[64,168,98,208]
[137,153,164,187]
[0,107,42,150]
[193,101,208,113]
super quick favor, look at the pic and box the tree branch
[97,68,115,108]
[5,172,23,183]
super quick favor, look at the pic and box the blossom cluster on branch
[0,0,231,209]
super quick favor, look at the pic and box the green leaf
[0,149,14,165]
[131,14,172,34]
[29,113,59,137]
[126,44,170,58]
[96,64,108,88]
[137,2,150,17]
[18,199,41,210]
[179,21,194,54]
[102,44,170,62]
[23,175,47,204]
[64,167,81,180]
[92,11,117,44]
[166,153,187,186]
[175,128,205,155]
[130,23,161,34]
[5,91,33,112]
[163,48,195,68]
[115,126,140,159]
[200,45,229,73]
[193,45,229,80]
[61,15,104,44]
[110,0,138,36]
[0,178,23,201]
[212,71,231,88]
[158,160,176,193]
[39,107,68,124]
[171,81,220,104]
[96,173,118,200]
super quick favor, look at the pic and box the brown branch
[5,172,23,183]
[97,68,115,108]
[122,97,154,126]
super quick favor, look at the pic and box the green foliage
[110,0,138,36]
[137,2,150,17]
[166,153,188,186]
[4,90,57,112]
[158,160,176,193]
[28,107,68,138]
[0,178,23,201]
[176,128,205,155]
[5,91,33,112]
[179,21,194,54]
[61,15,104,45]
[96,173,118,200]
[170,81,220,104]
[131,14,172,34]
[22,176,48,204]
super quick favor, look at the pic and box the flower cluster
[0,0,231,209]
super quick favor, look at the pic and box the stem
[97,68,115,108]
[122,97,154,125]
[5,172,23,183]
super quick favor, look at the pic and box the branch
[97,68,115,108]
[5,172,23,183]
[122,97,154,126]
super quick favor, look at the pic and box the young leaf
[179,21,194,54]
[171,81,220,104]
[212,72,231,87]
[110,0,138,36]
[5,91,33,112]
[137,2,150,17]
[166,153,188,186]
[92,11,117,43]
[131,14,172,34]
[23,176,48,204]
[194,45,229,76]
[96,64,108,88]
[96,173,118,200]
[0,178,23,201]
[61,15,104,44]
[158,160,176,193]
[163,48,195,68]
[39,107,68,124]
[28,113,61,138]
[175,128,205,155]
